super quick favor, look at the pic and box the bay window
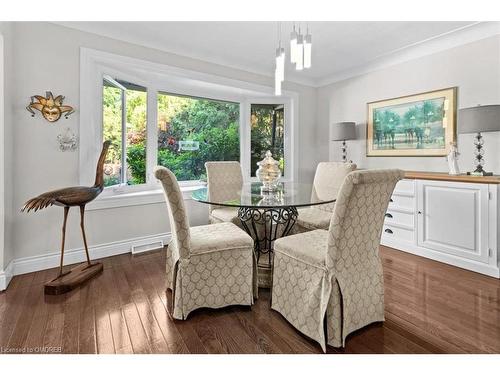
[80,48,298,207]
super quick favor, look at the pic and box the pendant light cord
[278,21,282,48]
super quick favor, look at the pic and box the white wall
[317,35,500,174]
[0,22,15,272]
[0,32,4,272]
[7,22,317,266]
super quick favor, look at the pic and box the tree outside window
[250,104,285,176]
[103,80,287,186]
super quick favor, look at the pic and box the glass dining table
[192,181,335,287]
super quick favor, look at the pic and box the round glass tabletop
[191,182,335,209]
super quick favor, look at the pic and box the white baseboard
[0,232,171,290]
[0,260,14,291]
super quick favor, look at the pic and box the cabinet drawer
[389,194,415,210]
[393,179,415,195]
[384,210,414,228]
[382,224,414,243]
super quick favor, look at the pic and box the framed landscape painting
[366,87,457,156]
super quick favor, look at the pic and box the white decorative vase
[256,150,281,192]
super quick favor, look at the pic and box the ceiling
[56,21,485,86]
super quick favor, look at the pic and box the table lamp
[458,105,500,176]
[331,122,356,162]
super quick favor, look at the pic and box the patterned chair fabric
[271,169,404,351]
[294,162,357,233]
[209,206,241,225]
[295,207,332,232]
[205,161,269,252]
[155,166,257,320]
[205,161,243,227]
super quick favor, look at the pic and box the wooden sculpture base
[44,262,103,295]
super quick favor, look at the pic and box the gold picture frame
[366,87,457,157]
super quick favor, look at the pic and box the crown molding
[316,21,500,88]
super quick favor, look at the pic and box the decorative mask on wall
[26,91,75,122]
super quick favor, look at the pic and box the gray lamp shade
[331,122,356,141]
[458,105,500,134]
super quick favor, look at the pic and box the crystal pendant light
[290,24,298,64]
[276,47,285,82]
[275,23,285,96]
[275,22,313,94]
[274,69,281,96]
[304,26,312,69]
[295,29,304,71]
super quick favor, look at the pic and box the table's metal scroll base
[238,206,298,288]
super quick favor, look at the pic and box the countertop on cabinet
[404,171,500,184]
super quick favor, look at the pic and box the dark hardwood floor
[1,245,499,354]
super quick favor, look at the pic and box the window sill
[87,185,204,211]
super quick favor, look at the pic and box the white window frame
[80,48,299,209]
[242,98,294,182]
[102,72,148,190]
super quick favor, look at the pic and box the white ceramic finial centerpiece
[256,150,281,192]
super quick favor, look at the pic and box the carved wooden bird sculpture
[22,141,111,294]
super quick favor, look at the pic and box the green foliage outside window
[103,83,147,186]
[104,86,285,185]
[155,94,240,181]
[250,104,285,176]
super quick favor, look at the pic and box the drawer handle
[384,228,393,234]
[385,213,393,218]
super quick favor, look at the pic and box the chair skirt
[271,249,384,352]
[166,245,257,320]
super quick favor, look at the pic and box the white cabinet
[417,180,489,264]
[381,178,499,278]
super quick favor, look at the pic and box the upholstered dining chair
[205,161,243,227]
[293,161,357,234]
[271,169,404,352]
[155,166,257,320]
[205,161,266,250]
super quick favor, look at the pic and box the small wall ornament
[26,91,74,122]
[57,127,78,152]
